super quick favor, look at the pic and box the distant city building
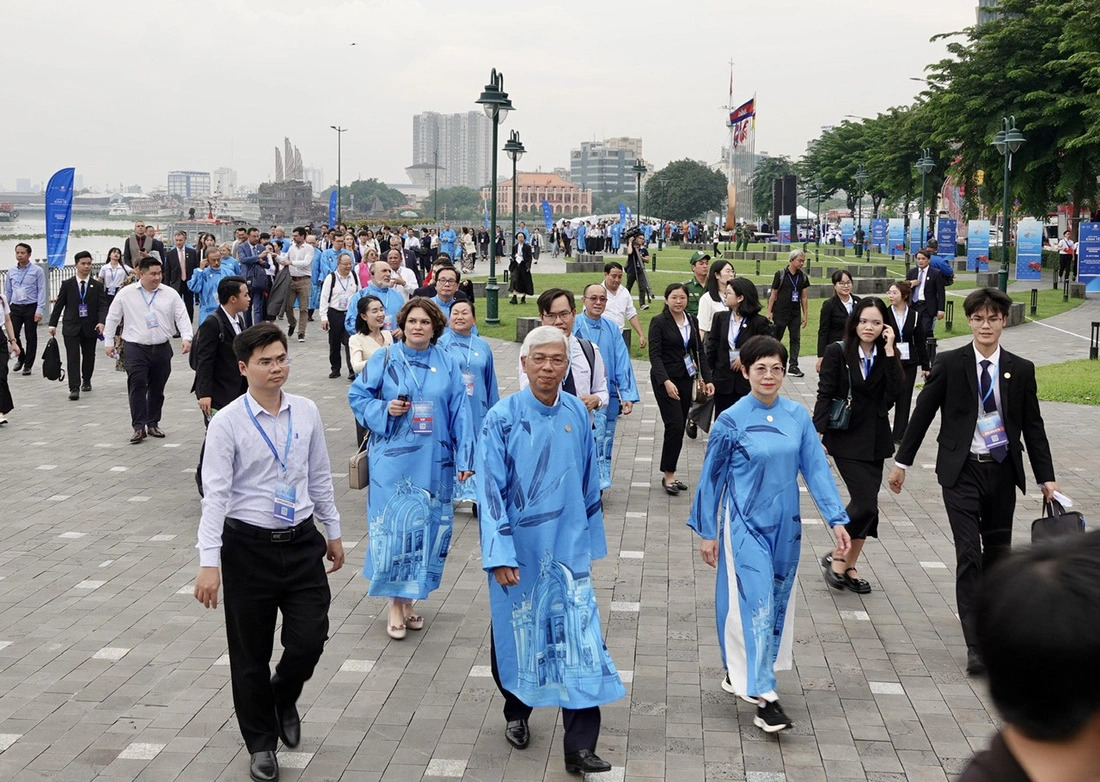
[569,138,643,196]
[258,180,315,224]
[552,167,571,182]
[977,0,1003,23]
[408,111,492,189]
[15,178,33,193]
[213,167,237,197]
[303,167,324,194]
[481,173,591,217]
[167,170,211,199]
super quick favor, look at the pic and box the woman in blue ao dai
[348,298,473,639]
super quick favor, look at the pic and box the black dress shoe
[328,369,341,378]
[967,649,986,677]
[249,750,279,781]
[276,702,300,748]
[69,390,80,401]
[504,718,529,749]
[21,367,31,376]
[11,362,23,373]
[564,749,611,774]
[130,428,147,444]
[685,418,698,439]
[146,425,165,438]
[81,382,91,392]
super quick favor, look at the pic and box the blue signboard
[871,218,887,252]
[936,218,957,256]
[1077,222,1100,285]
[1014,218,1043,281]
[909,224,923,255]
[887,218,905,258]
[45,168,75,268]
[966,219,991,271]
[840,217,854,248]
[778,215,791,243]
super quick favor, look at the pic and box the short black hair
[74,250,93,262]
[537,288,575,315]
[728,277,762,317]
[963,287,1012,319]
[15,242,31,255]
[830,269,853,284]
[977,531,1100,740]
[434,266,460,283]
[292,227,306,238]
[138,257,162,272]
[604,261,624,274]
[739,335,788,370]
[449,297,476,319]
[217,275,248,305]
[234,321,287,363]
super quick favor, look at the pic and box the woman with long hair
[697,259,736,338]
[813,297,902,594]
[885,280,929,444]
[348,298,472,639]
[815,269,859,373]
[704,277,772,417]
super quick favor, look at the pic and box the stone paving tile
[0,296,1096,780]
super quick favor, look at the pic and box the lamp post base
[486,279,500,324]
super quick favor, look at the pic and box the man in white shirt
[387,246,418,301]
[601,262,647,348]
[103,256,193,443]
[281,227,313,342]
[193,321,344,782]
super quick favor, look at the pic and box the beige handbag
[349,430,370,490]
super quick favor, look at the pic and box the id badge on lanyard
[977,412,1006,450]
[245,398,296,525]
[411,400,434,434]
[898,343,911,361]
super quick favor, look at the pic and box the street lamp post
[632,159,646,228]
[503,130,526,258]
[330,125,347,223]
[433,147,438,221]
[993,116,1025,293]
[914,149,935,255]
[475,69,513,324]
[814,177,824,266]
[854,164,868,259]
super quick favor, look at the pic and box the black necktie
[979,359,1008,462]
[562,369,577,396]
[80,280,86,298]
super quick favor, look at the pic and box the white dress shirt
[197,390,341,566]
[284,242,314,277]
[220,306,244,335]
[103,282,192,344]
[970,345,1003,455]
[319,270,360,317]
[602,283,637,331]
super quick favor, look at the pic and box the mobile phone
[397,394,410,404]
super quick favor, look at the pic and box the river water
[0,216,175,266]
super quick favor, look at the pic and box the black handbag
[1031,499,1086,542]
[827,355,852,430]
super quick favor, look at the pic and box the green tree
[322,179,408,213]
[750,156,796,222]
[590,190,632,216]
[642,160,727,222]
[426,186,482,220]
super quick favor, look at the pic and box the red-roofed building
[481,173,592,216]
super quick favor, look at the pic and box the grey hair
[788,248,805,262]
[520,326,569,358]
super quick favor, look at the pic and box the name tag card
[411,400,434,434]
[145,312,159,330]
[898,343,911,361]
[461,371,475,397]
[977,412,1007,451]
[683,355,697,377]
[273,481,296,525]
[78,304,89,318]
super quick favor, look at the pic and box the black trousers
[772,310,802,367]
[652,375,694,473]
[625,265,651,307]
[489,628,600,755]
[9,303,38,368]
[911,301,936,343]
[713,389,740,419]
[0,343,12,414]
[180,286,194,324]
[122,341,172,429]
[1058,254,1074,280]
[326,308,352,373]
[832,456,883,540]
[892,363,919,442]
[63,332,97,391]
[222,521,330,752]
[941,459,1017,652]
[563,237,572,257]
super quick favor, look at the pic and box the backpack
[576,336,596,379]
[42,337,64,382]
[930,255,956,286]
[188,312,231,371]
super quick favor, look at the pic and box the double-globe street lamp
[993,116,1025,293]
[503,130,526,258]
[914,149,935,257]
[330,125,347,223]
[632,159,647,227]
[475,69,513,324]
[854,164,868,258]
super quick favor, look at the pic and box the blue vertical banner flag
[871,218,888,252]
[1014,218,1043,281]
[482,199,490,230]
[626,206,632,225]
[778,215,792,243]
[1077,222,1100,287]
[909,224,923,255]
[936,219,957,256]
[328,190,338,226]
[840,217,854,248]
[887,218,905,258]
[541,200,554,232]
[966,219,991,271]
[618,202,626,226]
[45,167,75,268]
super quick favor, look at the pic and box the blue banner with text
[966,219,991,271]
[1014,218,1043,281]
[45,167,75,268]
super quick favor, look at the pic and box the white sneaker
[721,673,759,704]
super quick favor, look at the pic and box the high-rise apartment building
[407,111,492,189]
[167,170,211,198]
[569,138,643,195]
[213,167,237,197]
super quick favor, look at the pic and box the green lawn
[1035,359,1100,405]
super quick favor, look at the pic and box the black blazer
[705,311,771,395]
[905,265,945,314]
[163,247,200,292]
[648,310,708,385]
[895,345,1055,492]
[49,276,109,338]
[191,308,248,410]
[888,305,929,370]
[816,295,860,356]
[813,341,902,460]
[510,243,533,268]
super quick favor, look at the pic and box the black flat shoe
[843,568,871,594]
[276,701,300,748]
[505,718,529,749]
[69,390,79,401]
[685,419,697,439]
[822,555,846,590]
[564,749,611,774]
[328,370,340,378]
[662,480,680,496]
[249,750,279,781]
[673,480,688,491]
[81,382,92,392]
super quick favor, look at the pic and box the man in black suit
[192,275,251,494]
[905,248,945,340]
[164,230,200,323]
[48,251,107,400]
[888,287,1059,676]
[145,225,167,261]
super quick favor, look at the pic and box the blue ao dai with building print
[348,342,473,599]
[437,329,499,503]
[476,388,627,710]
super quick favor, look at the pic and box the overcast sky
[2,0,977,193]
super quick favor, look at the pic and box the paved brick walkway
[0,298,1096,781]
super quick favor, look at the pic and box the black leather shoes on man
[504,718,529,749]
[146,425,165,438]
[276,702,300,748]
[249,750,279,781]
[564,749,612,774]
[130,428,146,444]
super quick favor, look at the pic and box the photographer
[625,231,653,310]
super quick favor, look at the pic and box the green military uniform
[685,251,710,316]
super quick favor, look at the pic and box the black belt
[968,452,999,463]
[225,515,315,543]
